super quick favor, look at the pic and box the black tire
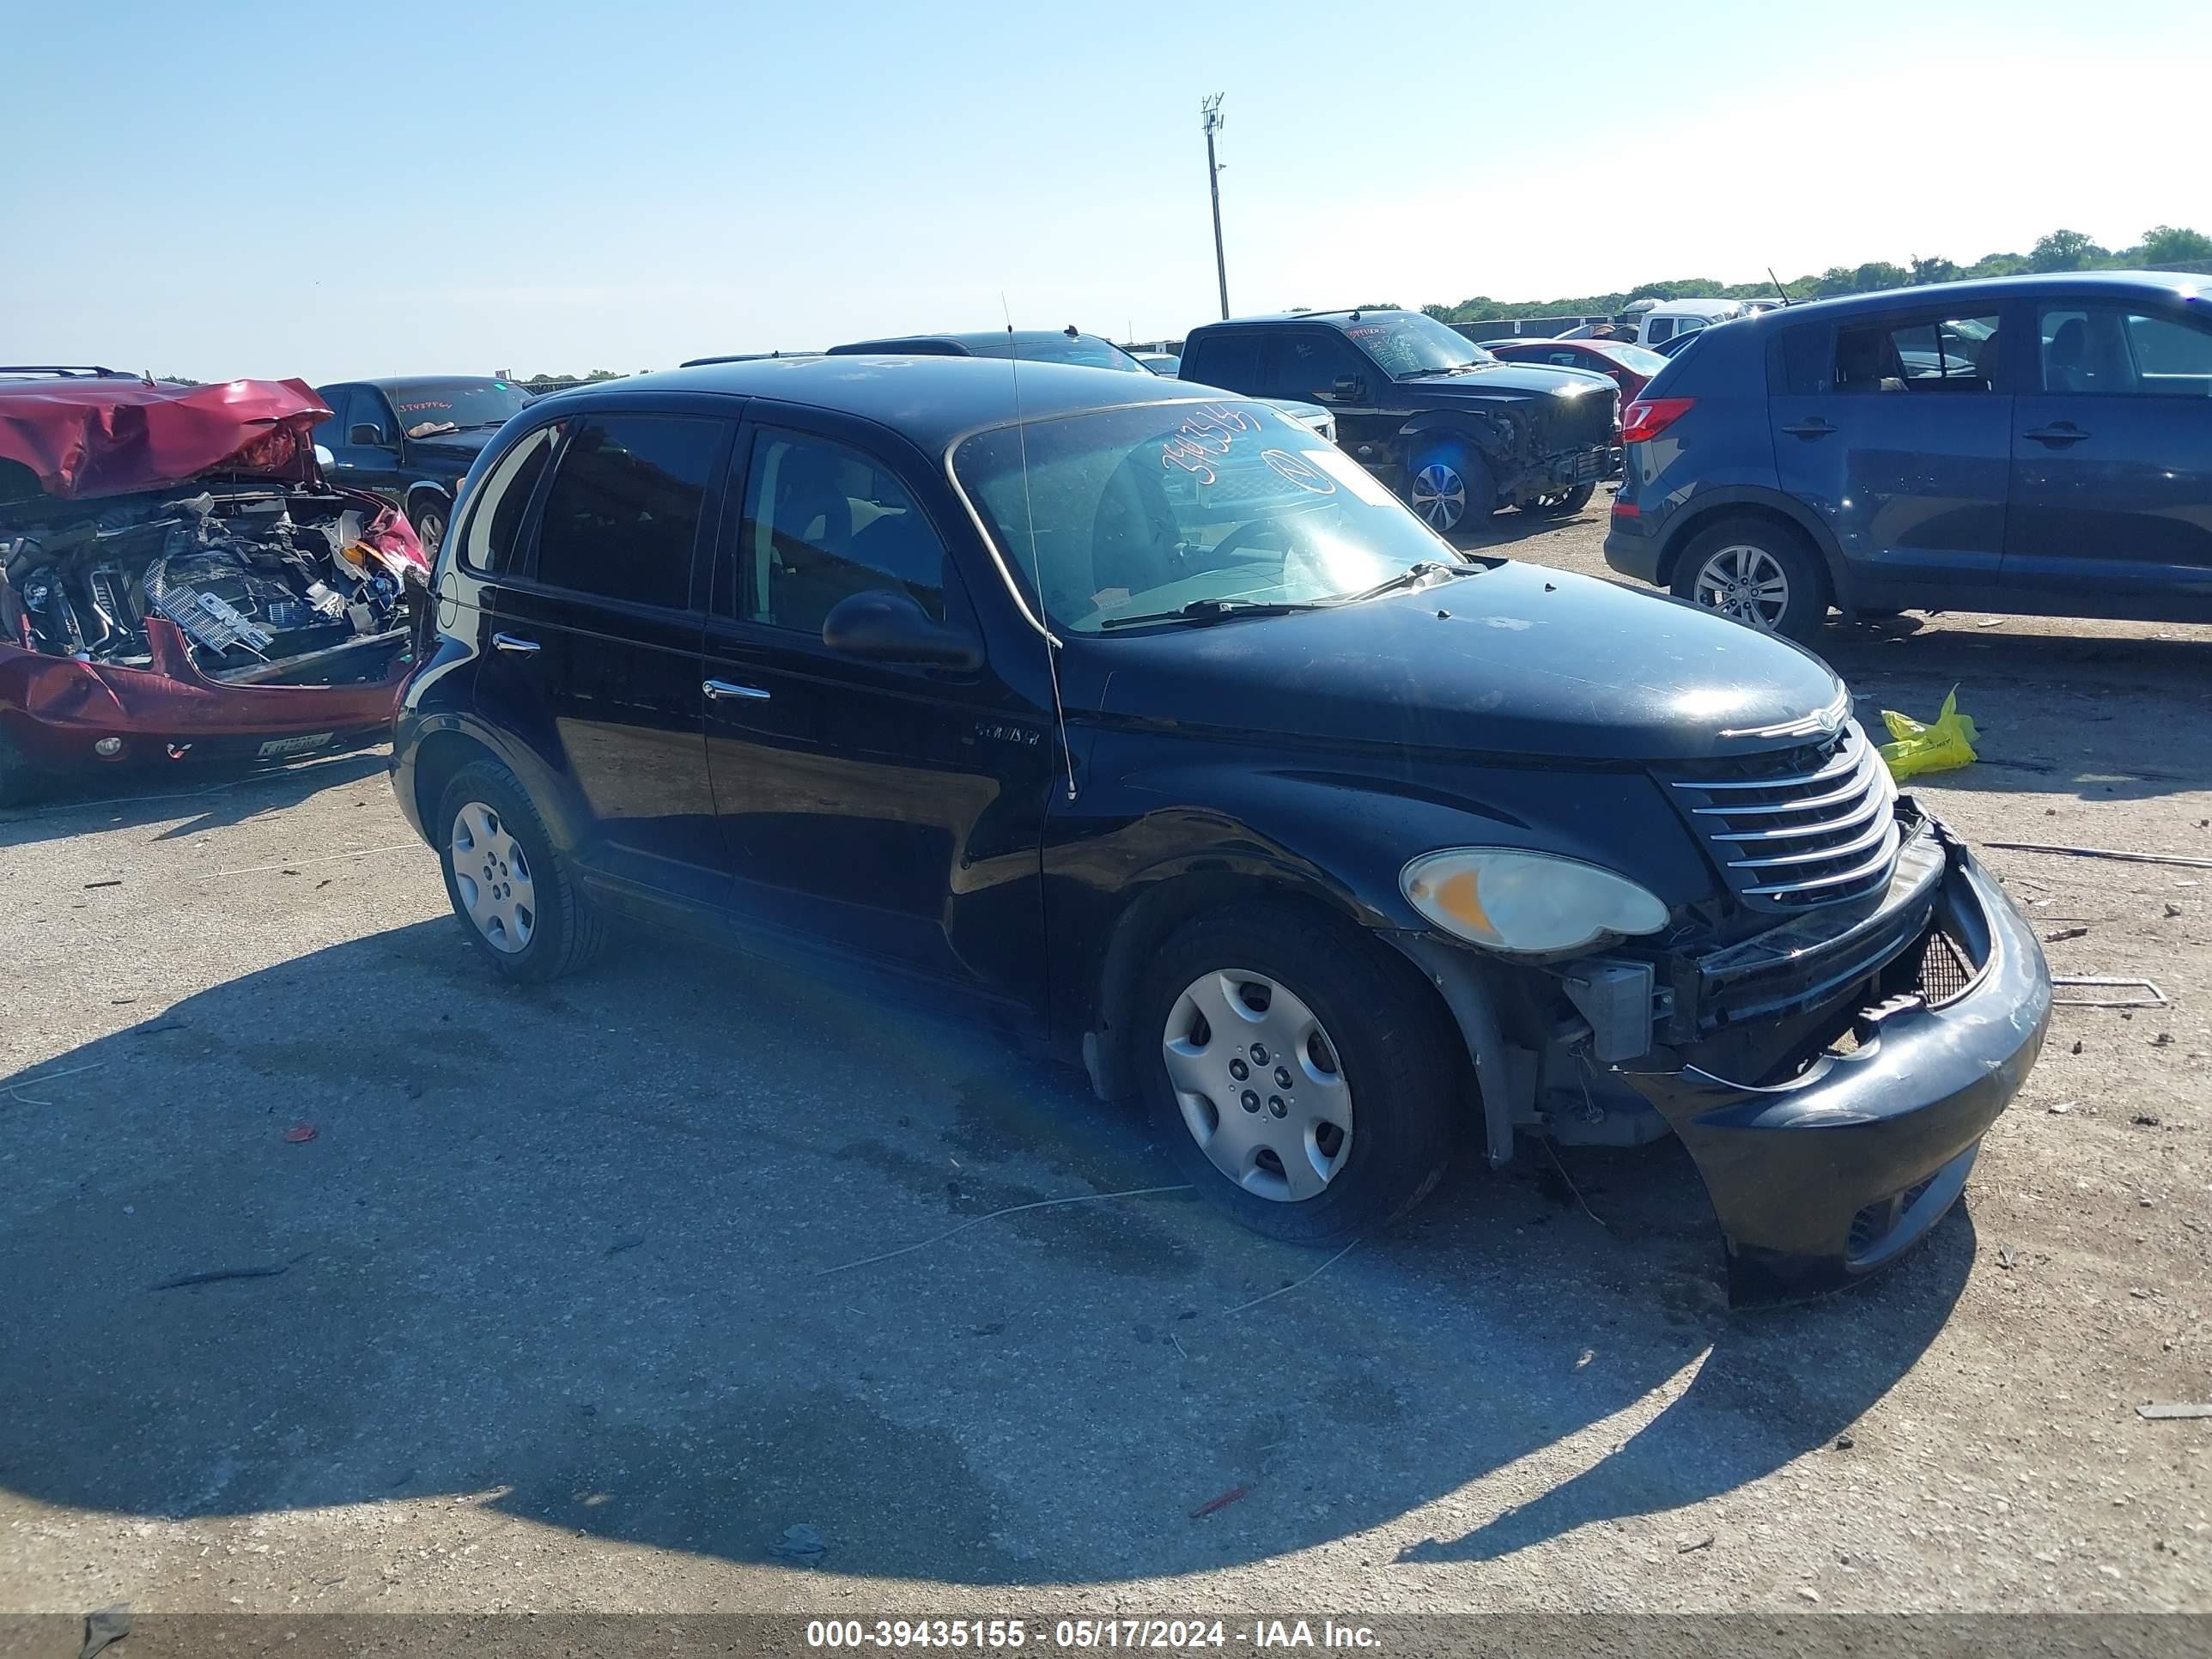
[434,759,607,982]
[1404,441,1498,536]
[0,729,50,808]
[1528,480,1597,517]
[1669,515,1828,644]
[1137,904,1459,1244]
[410,497,450,561]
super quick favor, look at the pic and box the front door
[488,410,729,907]
[2003,295,2212,617]
[1767,305,2012,607]
[1262,330,1400,485]
[702,417,1053,1025]
[318,386,406,509]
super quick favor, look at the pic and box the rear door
[701,412,1052,1024]
[2002,295,2212,615]
[486,410,731,907]
[1766,304,2011,605]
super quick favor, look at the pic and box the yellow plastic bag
[1878,688,1978,781]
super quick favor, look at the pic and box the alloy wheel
[1408,462,1468,532]
[1162,969,1353,1202]
[450,799,536,953]
[1692,543,1790,629]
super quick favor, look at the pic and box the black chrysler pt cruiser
[392,354,2051,1304]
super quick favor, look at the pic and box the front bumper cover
[1621,828,2051,1303]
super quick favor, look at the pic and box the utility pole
[1200,94,1229,319]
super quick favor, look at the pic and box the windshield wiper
[1097,598,1327,630]
[1399,364,1480,379]
[1328,559,1475,605]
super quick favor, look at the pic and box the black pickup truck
[312,376,538,558]
[1178,309,1620,534]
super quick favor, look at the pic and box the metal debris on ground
[813,1183,1193,1276]
[2136,1402,2212,1421]
[150,1262,295,1291]
[604,1234,646,1258]
[2051,976,2167,1009]
[1190,1484,1249,1518]
[283,1124,318,1144]
[1986,841,2212,871]
[80,1605,131,1659]
[1223,1237,1360,1316]
[2044,926,2089,943]
[1676,1533,1715,1553]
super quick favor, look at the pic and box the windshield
[389,380,534,437]
[958,334,1151,373]
[951,399,1464,633]
[1338,311,1496,379]
[1594,342,1671,376]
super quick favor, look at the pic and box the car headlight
[1401,849,1670,956]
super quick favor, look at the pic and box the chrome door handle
[491,633,540,655]
[704,678,771,702]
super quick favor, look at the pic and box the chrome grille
[1665,720,1901,908]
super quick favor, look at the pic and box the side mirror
[822,588,983,671]
[348,423,385,446]
[1328,374,1367,402]
[313,444,335,468]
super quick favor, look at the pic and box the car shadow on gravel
[0,745,390,851]
[0,918,1971,1585]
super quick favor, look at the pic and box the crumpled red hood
[0,377,331,502]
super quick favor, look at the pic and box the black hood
[1400,362,1615,404]
[405,427,501,466]
[1065,562,1845,764]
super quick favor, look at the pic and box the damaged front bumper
[1622,823,2051,1303]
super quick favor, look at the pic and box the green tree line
[1422,225,2212,325]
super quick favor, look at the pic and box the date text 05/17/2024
[804,1620,1381,1650]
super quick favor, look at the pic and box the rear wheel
[1671,517,1828,643]
[1405,443,1496,536]
[435,759,607,981]
[1527,481,1597,517]
[1139,905,1457,1243]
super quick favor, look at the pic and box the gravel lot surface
[3,503,2209,1623]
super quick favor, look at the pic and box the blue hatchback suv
[1603,271,2212,641]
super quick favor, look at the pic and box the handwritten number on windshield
[1159,404,1261,485]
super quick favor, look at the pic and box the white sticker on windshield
[1302,444,1397,507]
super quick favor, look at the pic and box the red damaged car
[0,368,428,804]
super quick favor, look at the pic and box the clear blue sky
[3,0,2201,381]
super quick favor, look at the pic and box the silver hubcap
[1409,463,1467,532]
[416,513,446,556]
[1693,543,1790,629]
[450,800,536,953]
[1162,969,1352,1203]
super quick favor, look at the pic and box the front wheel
[1671,518,1828,643]
[1404,444,1497,536]
[410,498,450,561]
[1139,906,1458,1244]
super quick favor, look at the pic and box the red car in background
[1483,337,1671,411]
[0,368,428,804]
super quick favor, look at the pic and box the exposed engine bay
[2,481,418,688]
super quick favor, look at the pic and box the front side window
[1267,333,1373,402]
[344,389,392,445]
[730,432,946,633]
[1645,318,1674,344]
[952,399,1466,634]
[459,421,561,575]
[532,416,721,608]
[2039,303,2212,396]
[1833,313,2002,392]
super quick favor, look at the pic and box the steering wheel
[1203,517,1294,566]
